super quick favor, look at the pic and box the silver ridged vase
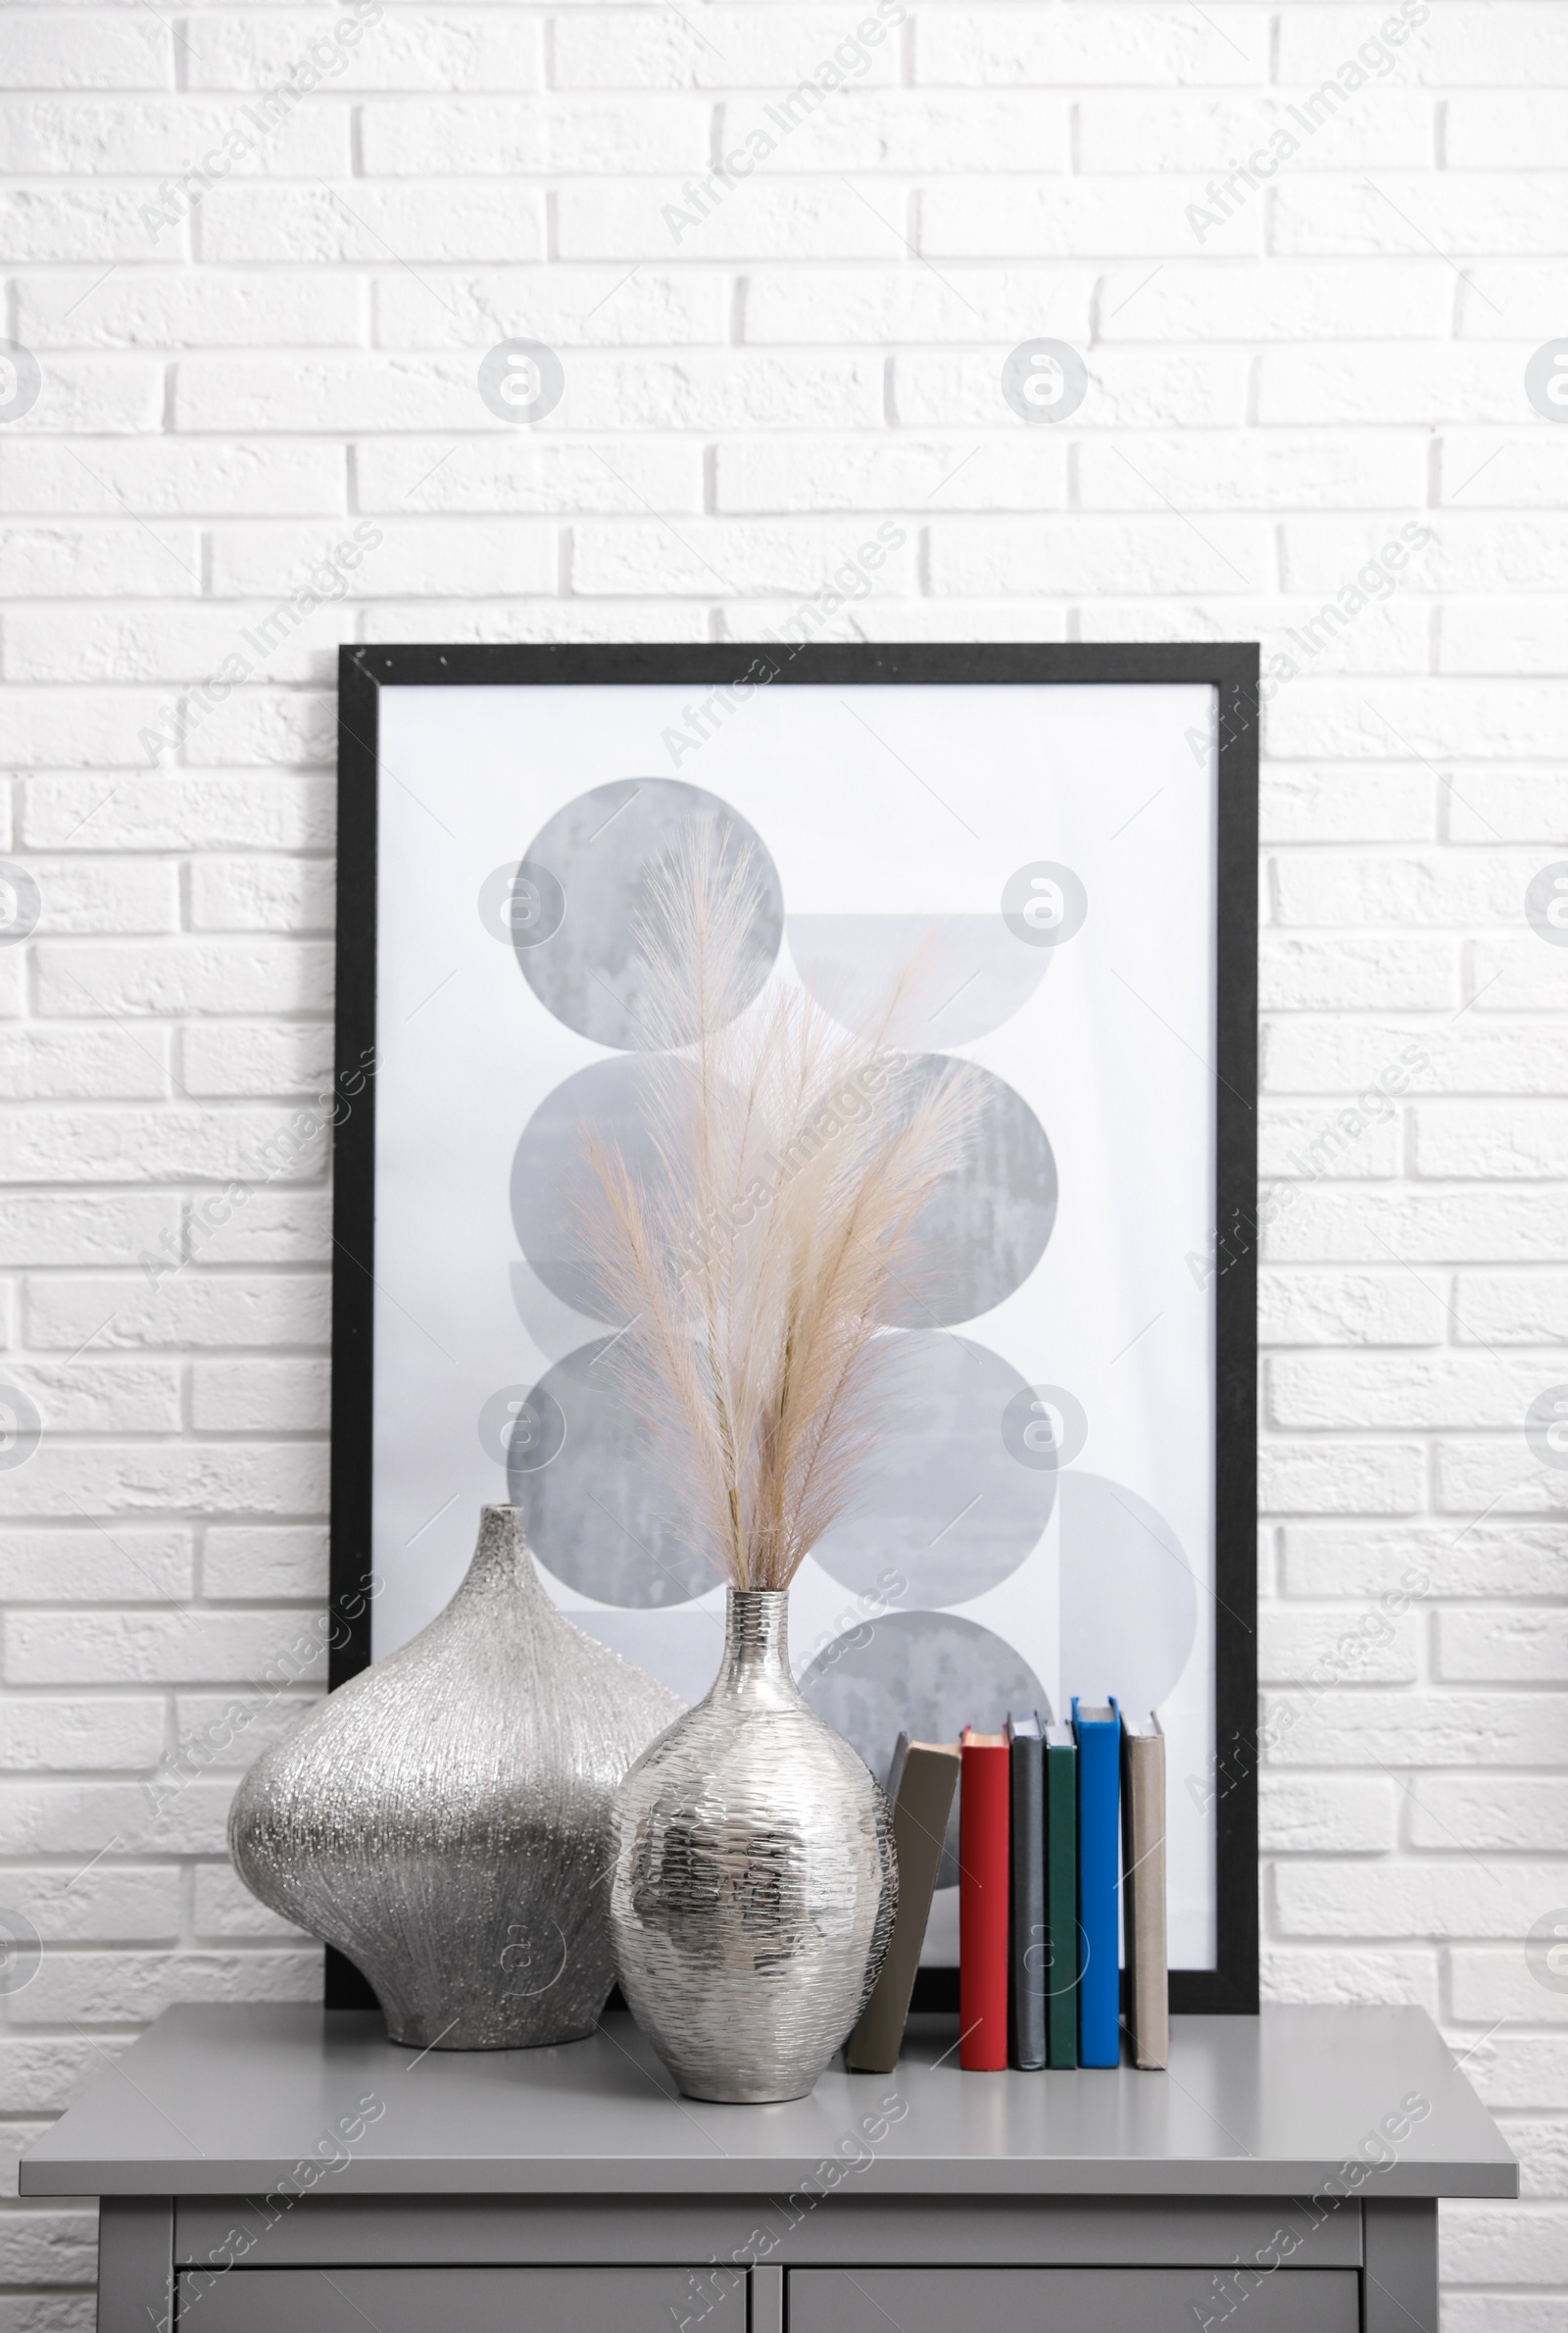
[610,1587,898,2103]
[229,1505,682,2050]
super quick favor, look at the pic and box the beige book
[1120,1713,1168,2070]
[846,1737,960,2074]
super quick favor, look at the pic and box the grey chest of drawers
[24,2004,1514,2333]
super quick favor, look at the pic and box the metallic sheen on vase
[610,1587,898,2103]
[229,1505,683,2050]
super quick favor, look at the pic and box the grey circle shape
[0,1907,41,1994]
[1058,1471,1199,1714]
[0,864,41,946]
[1525,340,1568,422]
[513,1055,668,1321]
[477,1383,566,1472]
[512,1338,713,1606]
[1525,862,1568,945]
[787,911,1052,1047]
[881,1057,1056,1327]
[1002,1383,1088,1470]
[1001,338,1088,424]
[0,1386,41,1472]
[1526,1385,1568,1468]
[1527,1909,1568,1993]
[811,1334,1056,1607]
[800,1612,1048,1889]
[477,338,564,424]
[1002,862,1089,947]
[0,343,41,426]
[478,859,564,949]
[515,780,784,1051]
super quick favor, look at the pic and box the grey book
[1004,1712,1046,2070]
[1120,1712,1168,2070]
[846,1734,960,2074]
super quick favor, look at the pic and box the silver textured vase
[229,1505,682,2050]
[610,1587,897,2103]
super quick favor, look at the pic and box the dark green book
[1044,1713,1079,2068]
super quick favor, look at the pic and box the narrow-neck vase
[609,1586,897,2103]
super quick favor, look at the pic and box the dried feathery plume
[582,821,984,1593]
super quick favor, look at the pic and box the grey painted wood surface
[21,2006,1516,2202]
[96,2201,171,2333]
[188,2267,745,2333]
[751,2263,784,2333]
[1363,2200,1439,2333]
[788,2267,1361,2332]
[170,2193,1365,2268]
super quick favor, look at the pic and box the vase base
[672,2073,821,2105]
[383,2014,602,2053]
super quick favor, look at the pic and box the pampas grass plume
[582,823,984,1593]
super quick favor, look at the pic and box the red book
[958,1726,1010,2070]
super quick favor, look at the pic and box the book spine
[1075,1707,1121,2067]
[1008,1732,1046,2069]
[958,1738,1009,2070]
[1123,1729,1169,2070]
[1045,1742,1078,2068]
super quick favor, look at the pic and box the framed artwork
[329,643,1258,2015]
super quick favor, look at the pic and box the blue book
[1072,1696,1122,2067]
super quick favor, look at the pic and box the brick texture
[0,1,1564,2322]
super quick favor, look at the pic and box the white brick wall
[0,0,1564,2321]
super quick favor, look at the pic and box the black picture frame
[327,641,1259,2021]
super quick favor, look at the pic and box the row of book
[848,1698,1167,2075]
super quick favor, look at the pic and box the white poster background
[371,680,1218,1968]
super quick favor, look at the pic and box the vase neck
[466,1506,545,1604]
[712,1588,796,1706]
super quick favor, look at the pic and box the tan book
[1120,1713,1168,2070]
[846,1736,960,2074]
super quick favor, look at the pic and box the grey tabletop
[22,2004,1515,2203]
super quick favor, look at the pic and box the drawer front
[182,2266,745,2333]
[789,2267,1359,2333]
